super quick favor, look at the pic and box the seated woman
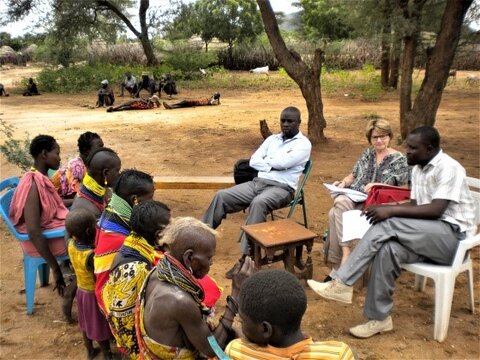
[325,119,409,281]
[51,131,104,207]
[102,200,171,359]
[9,135,69,295]
[94,169,156,312]
[23,78,40,96]
[163,92,220,109]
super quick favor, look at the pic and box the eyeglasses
[371,134,389,141]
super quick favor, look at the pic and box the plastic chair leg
[39,263,50,287]
[24,258,38,315]
[433,275,455,342]
[466,264,475,313]
[414,274,427,291]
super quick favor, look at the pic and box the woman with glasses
[324,119,409,281]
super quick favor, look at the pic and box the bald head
[85,147,121,186]
[65,208,96,244]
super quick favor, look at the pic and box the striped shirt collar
[421,149,443,170]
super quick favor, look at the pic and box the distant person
[163,92,220,109]
[96,80,115,108]
[106,95,160,112]
[0,83,10,96]
[135,72,156,98]
[225,270,356,360]
[120,71,138,97]
[159,73,177,98]
[23,78,40,96]
[66,209,114,360]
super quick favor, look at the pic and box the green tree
[257,0,326,143]
[4,0,163,66]
[210,0,263,65]
[299,0,353,41]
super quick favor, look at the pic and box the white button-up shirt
[411,150,476,235]
[249,131,311,191]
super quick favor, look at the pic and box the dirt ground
[0,66,479,359]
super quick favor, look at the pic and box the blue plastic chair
[0,184,69,315]
[0,176,20,191]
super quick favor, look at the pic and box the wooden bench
[154,176,235,190]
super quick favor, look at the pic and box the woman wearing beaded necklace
[94,169,155,312]
[51,131,104,207]
[9,135,69,296]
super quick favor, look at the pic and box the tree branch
[96,0,141,38]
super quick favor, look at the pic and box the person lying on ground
[23,78,40,96]
[136,217,255,359]
[96,80,115,108]
[202,106,311,278]
[307,126,476,339]
[106,95,160,112]
[225,269,356,360]
[163,92,220,109]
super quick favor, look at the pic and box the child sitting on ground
[66,209,114,359]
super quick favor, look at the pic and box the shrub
[0,119,32,172]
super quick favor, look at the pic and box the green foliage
[165,44,217,79]
[299,0,354,41]
[0,119,32,172]
[36,64,172,93]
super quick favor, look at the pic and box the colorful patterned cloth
[350,147,410,194]
[102,233,160,359]
[51,156,86,198]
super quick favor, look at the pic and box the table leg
[285,246,295,274]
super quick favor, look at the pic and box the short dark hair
[410,126,440,148]
[65,208,96,241]
[29,135,57,158]
[77,131,102,157]
[130,200,171,245]
[113,169,153,201]
[281,106,301,122]
[85,147,118,168]
[239,270,306,335]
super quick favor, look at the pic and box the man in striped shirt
[308,126,476,339]
[225,270,356,360]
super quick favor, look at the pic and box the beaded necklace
[78,174,106,212]
[98,193,132,235]
[119,232,159,265]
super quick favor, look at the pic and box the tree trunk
[97,0,158,66]
[380,0,392,88]
[389,26,401,89]
[256,0,326,144]
[407,0,473,130]
[398,0,426,140]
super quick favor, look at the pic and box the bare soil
[1,66,479,360]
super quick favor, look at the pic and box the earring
[188,266,193,274]
[104,178,108,186]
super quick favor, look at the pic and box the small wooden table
[241,219,317,280]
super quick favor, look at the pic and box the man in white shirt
[120,72,138,97]
[308,126,476,339]
[202,107,312,273]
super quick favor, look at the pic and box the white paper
[342,210,372,242]
[323,183,368,202]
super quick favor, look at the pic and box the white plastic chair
[401,176,480,342]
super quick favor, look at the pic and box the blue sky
[0,1,300,37]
